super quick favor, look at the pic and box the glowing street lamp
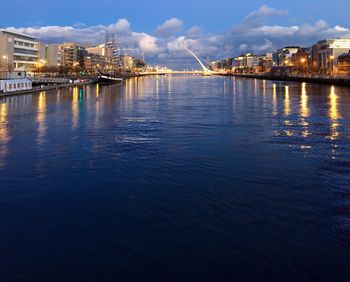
[329,55,335,75]
[300,58,307,74]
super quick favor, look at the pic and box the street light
[300,58,307,75]
[329,55,335,76]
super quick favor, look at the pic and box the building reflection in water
[329,86,340,141]
[284,85,291,116]
[0,102,10,167]
[300,83,309,118]
[300,83,311,138]
[96,83,100,98]
[167,75,172,96]
[36,92,47,145]
[95,85,100,127]
[156,78,159,96]
[272,83,277,116]
[254,79,258,96]
[72,87,79,129]
[262,79,266,97]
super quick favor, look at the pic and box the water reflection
[36,92,47,145]
[96,83,100,98]
[272,83,277,116]
[300,83,311,138]
[284,85,290,116]
[72,87,79,129]
[0,102,9,167]
[156,78,159,95]
[300,83,309,118]
[328,86,340,141]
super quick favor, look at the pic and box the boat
[97,73,123,84]
[0,78,32,94]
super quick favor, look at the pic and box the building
[291,47,311,73]
[45,44,61,67]
[84,53,105,71]
[86,32,122,70]
[209,61,220,71]
[232,53,260,73]
[221,58,233,71]
[337,52,350,75]
[0,30,41,71]
[59,43,87,68]
[121,55,135,71]
[312,39,350,74]
[133,58,146,71]
[275,46,300,66]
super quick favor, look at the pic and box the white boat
[0,78,32,93]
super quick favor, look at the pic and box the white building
[313,39,350,73]
[0,30,41,71]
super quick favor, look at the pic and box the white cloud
[155,18,183,38]
[239,5,288,30]
[131,32,162,54]
[184,26,202,36]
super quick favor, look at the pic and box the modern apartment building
[84,53,105,71]
[45,44,61,67]
[59,43,86,68]
[312,39,350,73]
[0,30,40,71]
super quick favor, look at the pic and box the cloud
[3,5,350,70]
[131,32,162,54]
[184,26,202,36]
[155,18,183,38]
[239,5,288,30]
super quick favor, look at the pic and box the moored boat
[97,74,123,84]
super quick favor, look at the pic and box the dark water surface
[1,76,350,281]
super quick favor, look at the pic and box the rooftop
[0,29,36,40]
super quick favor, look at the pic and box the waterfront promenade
[230,73,350,86]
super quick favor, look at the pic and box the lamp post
[329,55,335,76]
[300,58,307,75]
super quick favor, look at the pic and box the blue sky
[1,0,349,69]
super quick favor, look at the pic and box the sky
[1,0,350,69]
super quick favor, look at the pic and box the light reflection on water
[0,76,350,281]
[329,85,340,141]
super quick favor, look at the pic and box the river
[1,75,350,281]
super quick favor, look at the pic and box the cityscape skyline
[1,1,350,69]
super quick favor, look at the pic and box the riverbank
[0,81,92,98]
[229,73,350,86]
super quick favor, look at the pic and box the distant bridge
[181,45,213,76]
[139,70,220,76]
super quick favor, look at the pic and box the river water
[1,75,350,281]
